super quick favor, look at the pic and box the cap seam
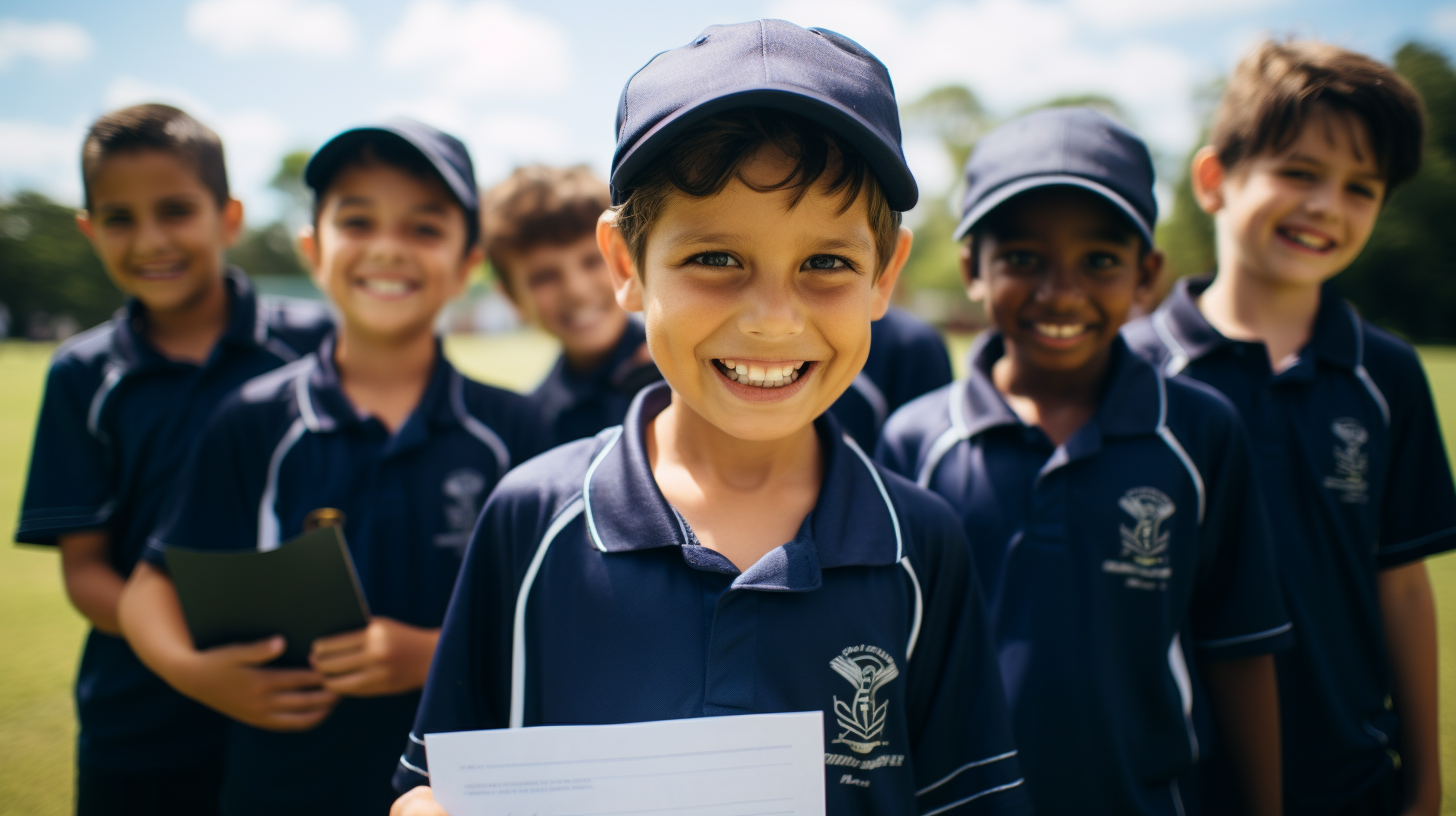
[759,19,768,82]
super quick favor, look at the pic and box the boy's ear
[597,210,643,313]
[1190,146,1226,215]
[450,245,485,299]
[75,210,95,242]
[960,242,987,303]
[869,226,914,321]
[1138,247,1165,305]
[297,225,323,285]
[220,198,244,248]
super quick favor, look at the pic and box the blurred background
[3,1,1456,813]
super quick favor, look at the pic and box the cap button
[693,35,708,45]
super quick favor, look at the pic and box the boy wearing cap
[118,119,541,815]
[482,164,661,447]
[15,103,329,816]
[1125,42,1452,816]
[878,107,1291,816]
[829,305,953,451]
[391,21,1029,816]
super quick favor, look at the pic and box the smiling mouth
[1032,323,1091,340]
[133,259,188,279]
[1277,226,1336,253]
[712,359,811,388]
[356,277,418,297]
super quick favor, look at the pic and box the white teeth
[724,359,736,369]
[1285,229,1331,250]
[734,364,748,376]
[718,359,803,388]
[748,365,766,381]
[362,278,410,295]
[1034,323,1085,338]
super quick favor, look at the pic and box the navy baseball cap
[954,107,1156,243]
[305,118,479,246]
[610,19,918,211]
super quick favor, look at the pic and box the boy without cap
[392,20,1030,816]
[117,119,542,815]
[1125,41,1453,816]
[15,103,329,816]
[879,107,1291,816]
[482,164,661,447]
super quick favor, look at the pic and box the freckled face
[1214,106,1385,288]
[974,186,1154,377]
[310,162,475,343]
[503,234,627,361]
[633,149,899,443]
[80,149,241,314]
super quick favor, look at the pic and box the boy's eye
[1346,183,1377,200]
[802,255,851,272]
[101,212,133,227]
[1280,168,1316,182]
[1001,250,1038,268]
[339,215,372,232]
[412,222,444,239]
[1086,252,1122,271]
[690,252,740,268]
[159,202,195,220]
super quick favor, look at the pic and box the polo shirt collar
[111,267,261,371]
[538,318,648,403]
[959,330,1162,441]
[298,332,461,456]
[1155,275,1359,371]
[582,381,904,589]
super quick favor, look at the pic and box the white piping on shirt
[294,360,323,432]
[920,779,1026,816]
[917,382,972,489]
[258,417,308,551]
[1153,310,1191,377]
[87,364,125,442]
[916,749,1018,796]
[582,426,624,553]
[510,495,586,729]
[900,558,923,661]
[1195,621,1293,650]
[450,370,510,475]
[1168,633,1199,763]
[1154,369,1206,524]
[842,433,903,562]
[1347,304,1391,427]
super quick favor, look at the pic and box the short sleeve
[901,491,1031,815]
[16,360,116,544]
[1188,410,1294,660]
[142,397,274,568]
[1375,361,1456,568]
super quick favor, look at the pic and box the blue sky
[3,0,1455,226]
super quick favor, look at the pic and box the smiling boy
[15,104,329,816]
[117,119,541,815]
[1125,41,1453,816]
[482,164,660,447]
[391,21,1028,816]
[879,108,1292,816]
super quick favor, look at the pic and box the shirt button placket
[703,588,759,716]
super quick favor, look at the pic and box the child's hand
[390,786,448,816]
[183,635,338,731]
[310,617,440,697]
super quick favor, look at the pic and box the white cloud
[1066,0,1291,32]
[0,119,85,204]
[0,19,92,71]
[1433,5,1456,37]
[185,0,357,58]
[381,0,571,98]
[371,95,581,184]
[771,0,1203,156]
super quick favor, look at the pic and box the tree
[0,191,121,337]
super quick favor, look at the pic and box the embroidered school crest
[1323,418,1369,504]
[434,468,486,553]
[829,645,898,754]
[1118,487,1175,565]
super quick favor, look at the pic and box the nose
[737,271,804,340]
[365,231,408,266]
[1034,258,1087,311]
[1305,179,1338,220]
[133,212,169,257]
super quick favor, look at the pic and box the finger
[321,666,385,696]
[210,635,286,666]
[266,686,339,713]
[312,645,373,677]
[254,667,331,692]
[311,628,367,660]
[391,786,445,816]
[259,706,335,732]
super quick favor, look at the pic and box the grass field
[2,334,1454,813]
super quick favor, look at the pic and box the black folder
[165,526,371,667]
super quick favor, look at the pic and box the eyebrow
[1286,153,1383,182]
[334,196,452,215]
[992,225,1136,246]
[668,229,874,254]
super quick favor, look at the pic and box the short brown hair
[1210,40,1425,194]
[482,164,610,294]
[614,109,901,278]
[82,104,228,210]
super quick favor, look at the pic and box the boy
[117,119,542,815]
[829,304,953,451]
[878,107,1292,815]
[14,103,329,816]
[482,164,660,447]
[391,21,1030,816]
[1125,41,1453,815]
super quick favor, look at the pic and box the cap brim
[952,174,1153,244]
[611,85,918,211]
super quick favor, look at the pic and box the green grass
[2,335,1454,812]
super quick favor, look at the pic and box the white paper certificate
[425,711,826,816]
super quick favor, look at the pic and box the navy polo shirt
[829,306,954,451]
[15,268,329,772]
[1125,276,1456,812]
[878,332,1292,816]
[395,382,1032,816]
[143,334,543,816]
[530,317,662,448]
